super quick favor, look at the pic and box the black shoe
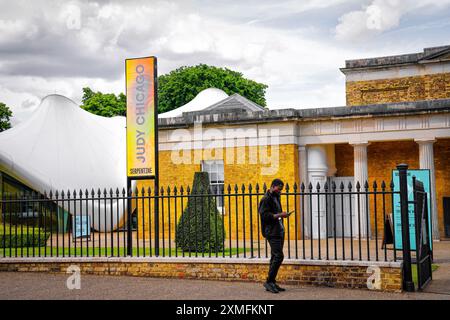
[263,282,279,293]
[273,283,286,292]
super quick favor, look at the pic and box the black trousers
[267,235,284,283]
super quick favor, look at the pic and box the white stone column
[298,145,309,237]
[307,145,328,239]
[416,138,440,240]
[352,142,370,238]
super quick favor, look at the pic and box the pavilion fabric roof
[0,94,132,231]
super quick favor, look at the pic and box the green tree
[80,87,126,117]
[80,64,268,117]
[175,172,225,253]
[0,102,12,132]
[158,64,268,113]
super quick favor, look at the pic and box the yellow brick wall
[136,143,301,242]
[0,260,403,292]
[346,72,450,106]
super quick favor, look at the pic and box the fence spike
[173,186,178,195]
[179,186,183,194]
[340,181,345,190]
[381,181,386,190]
[141,186,145,195]
[390,180,395,190]
[116,188,120,195]
[187,185,191,194]
[103,188,107,196]
[110,188,114,196]
[324,181,328,190]
[347,181,352,190]
[241,184,245,192]
[356,181,361,190]
[300,182,305,191]
[331,181,336,190]
[234,184,238,192]
[293,182,298,191]
[255,183,260,192]
[148,187,152,195]
[85,189,89,196]
[316,182,321,190]
[227,184,231,193]
[160,187,164,195]
[308,182,313,190]
[373,181,378,189]
[91,188,95,196]
[248,184,252,192]
[167,186,171,194]
[364,180,369,189]
[55,190,59,198]
[285,183,290,192]
[263,182,267,192]
[61,190,65,198]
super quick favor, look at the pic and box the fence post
[397,164,415,292]
[127,178,133,256]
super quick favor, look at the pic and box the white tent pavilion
[0,94,130,231]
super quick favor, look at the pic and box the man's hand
[276,212,289,218]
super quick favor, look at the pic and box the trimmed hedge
[175,172,224,252]
[0,233,50,248]
[0,224,50,248]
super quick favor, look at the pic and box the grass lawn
[0,246,251,258]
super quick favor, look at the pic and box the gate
[412,176,433,290]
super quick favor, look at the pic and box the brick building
[138,45,450,241]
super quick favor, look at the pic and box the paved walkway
[0,272,449,300]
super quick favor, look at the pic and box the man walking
[258,179,289,293]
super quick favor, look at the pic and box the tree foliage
[0,102,12,132]
[158,64,268,112]
[175,172,225,253]
[80,64,268,117]
[80,87,126,117]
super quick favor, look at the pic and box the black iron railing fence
[0,179,404,262]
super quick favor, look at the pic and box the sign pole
[154,58,160,257]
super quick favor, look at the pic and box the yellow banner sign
[126,57,157,178]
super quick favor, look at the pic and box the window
[201,160,224,210]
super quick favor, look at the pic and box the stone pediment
[203,93,265,113]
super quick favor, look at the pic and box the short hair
[271,178,284,188]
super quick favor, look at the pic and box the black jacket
[258,191,284,238]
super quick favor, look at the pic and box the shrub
[175,172,224,253]
[0,232,50,248]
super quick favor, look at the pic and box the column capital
[350,141,370,147]
[414,138,436,144]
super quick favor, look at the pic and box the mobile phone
[286,210,295,216]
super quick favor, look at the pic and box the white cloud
[0,0,449,126]
[335,0,450,41]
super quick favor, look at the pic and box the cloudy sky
[1,0,450,125]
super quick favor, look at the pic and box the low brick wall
[0,257,403,293]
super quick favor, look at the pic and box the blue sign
[392,169,432,251]
[73,215,91,239]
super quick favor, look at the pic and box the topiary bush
[175,172,224,253]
